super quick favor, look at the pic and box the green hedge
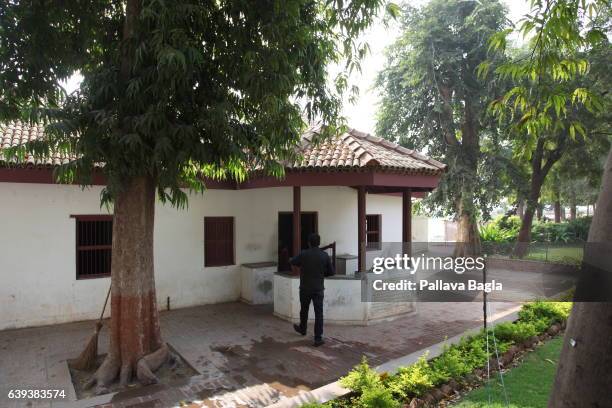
[480,215,591,244]
[303,301,571,408]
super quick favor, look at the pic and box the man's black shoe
[314,338,325,347]
[293,324,306,336]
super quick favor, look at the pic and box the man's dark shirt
[290,247,335,291]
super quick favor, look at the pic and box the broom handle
[98,283,111,323]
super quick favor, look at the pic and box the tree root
[83,354,120,395]
[136,343,169,385]
[83,344,169,394]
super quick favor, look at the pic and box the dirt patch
[69,345,198,400]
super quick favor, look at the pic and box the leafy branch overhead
[0,0,388,206]
[481,0,609,158]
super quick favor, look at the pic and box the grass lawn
[526,246,583,263]
[452,337,563,408]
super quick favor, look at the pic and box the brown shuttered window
[366,214,382,250]
[74,215,113,279]
[204,217,235,267]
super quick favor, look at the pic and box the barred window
[366,214,382,250]
[74,215,113,279]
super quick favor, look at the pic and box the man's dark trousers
[299,289,324,340]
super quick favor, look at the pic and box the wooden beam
[358,186,366,272]
[239,171,442,189]
[402,188,412,258]
[293,186,301,256]
[0,166,442,191]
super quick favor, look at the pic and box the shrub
[492,321,538,343]
[340,357,381,394]
[497,215,522,233]
[358,386,400,408]
[387,354,433,399]
[455,335,489,368]
[480,215,522,244]
[431,347,474,385]
[429,345,472,384]
[568,216,591,241]
[531,217,591,243]
[320,301,573,408]
[480,215,591,244]
[532,222,573,243]
[479,222,516,243]
[518,301,571,331]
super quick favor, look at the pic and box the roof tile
[1,122,446,175]
[289,128,446,175]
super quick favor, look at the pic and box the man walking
[290,233,335,346]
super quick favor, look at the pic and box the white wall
[0,183,422,330]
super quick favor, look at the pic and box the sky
[64,0,533,134]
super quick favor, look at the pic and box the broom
[68,283,111,371]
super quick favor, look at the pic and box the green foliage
[532,222,571,243]
[531,217,591,242]
[497,215,522,233]
[482,0,610,252]
[479,215,521,243]
[315,301,572,408]
[429,345,473,384]
[479,222,516,243]
[492,321,538,343]
[455,336,490,369]
[376,0,511,221]
[386,354,433,399]
[339,357,382,394]
[454,337,564,407]
[358,386,400,408]
[484,0,609,144]
[339,357,399,407]
[481,216,591,243]
[518,301,572,331]
[1,0,386,205]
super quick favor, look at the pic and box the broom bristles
[68,323,102,371]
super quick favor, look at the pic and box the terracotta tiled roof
[0,121,76,167]
[292,127,445,175]
[1,122,445,175]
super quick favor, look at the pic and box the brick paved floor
[0,301,518,408]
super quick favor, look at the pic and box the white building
[0,123,445,330]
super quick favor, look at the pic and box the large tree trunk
[517,198,525,220]
[514,173,544,257]
[85,176,168,394]
[554,200,561,223]
[560,206,566,221]
[536,203,543,221]
[548,149,612,407]
[453,102,481,257]
[454,196,481,256]
[514,139,563,257]
[569,203,576,221]
[85,0,168,393]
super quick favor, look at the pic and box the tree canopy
[1,0,386,204]
[376,0,509,254]
[480,0,611,249]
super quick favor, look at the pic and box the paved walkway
[0,301,518,408]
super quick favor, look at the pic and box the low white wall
[273,273,415,325]
[0,182,423,330]
[240,263,276,304]
[273,274,368,325]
